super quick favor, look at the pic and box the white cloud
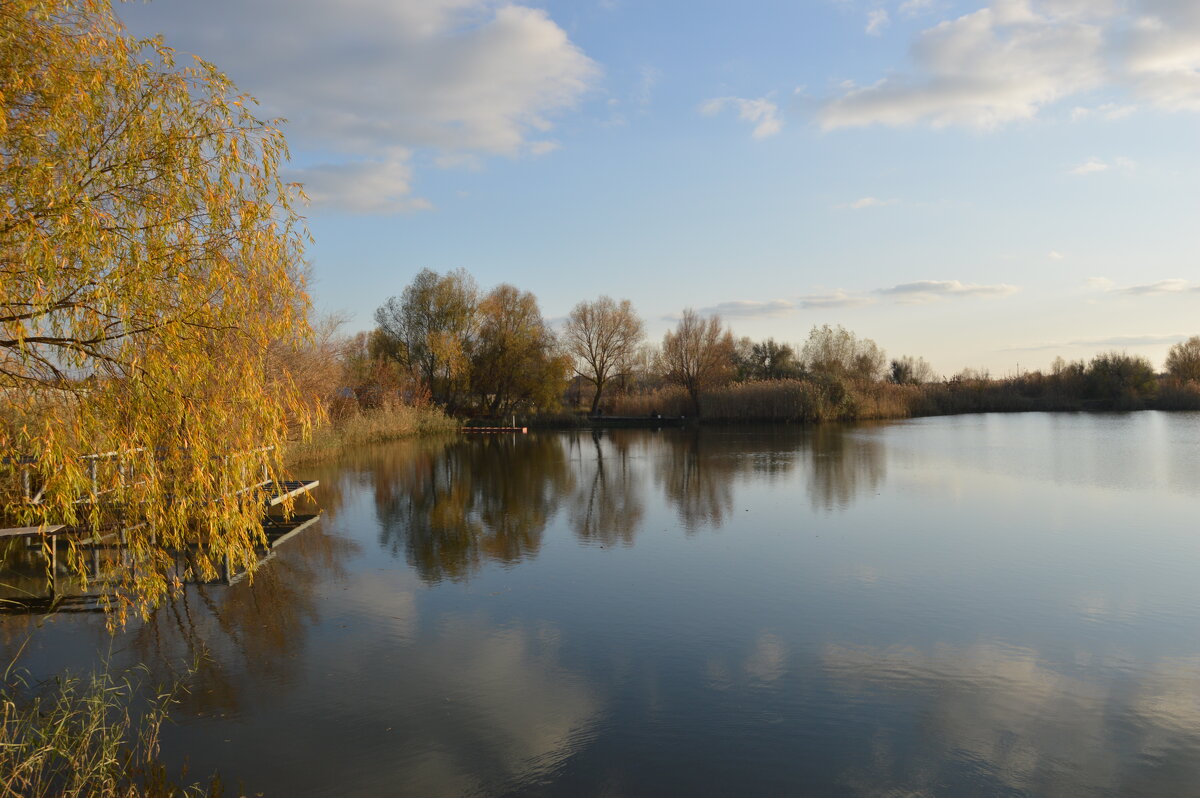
[799,291,875,309]
[1069,156,1136,175]
[528,140,562,156]
[697,300,798,318]
[819,0,1200,130]
[1071,102,1138,120]
[635,65,661,106]
[1070,158,1110,175]
[697,292,877,316]
[290,159,432,214]
[866,9,890,36]
[1014,332,1189,350]
[1073,333,1189,346]
[879,279,1019,302]
[1126,0,1200,111]
[700,96,783,139]
[899,0,937,17]
[117,0,598,213]
[820,1,1108,130]
[1119,279,1196,295]
[1089,276,1200,295]
[1049,250,1065,259]
[835,196,898,210]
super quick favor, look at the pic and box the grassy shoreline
[282,377,1200,460]
[589,376,1200,426]
[285,402,459,466]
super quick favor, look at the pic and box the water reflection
[322,614,601,797]
[823,642,1200,796]
[805,425,886,512]
[366,426,889,571]
[128,513,358,718]
[653,430,739,533]
[567,431,645,546]
[8,417,1200,796]
[374,435,572,583]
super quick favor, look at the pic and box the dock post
[48,533,57,600]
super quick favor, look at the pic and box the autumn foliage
[1,0,312,616]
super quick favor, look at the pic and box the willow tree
[1,0,312,617]
[374,268,478,412]
[470,284,569,416]
[801,324,887,383]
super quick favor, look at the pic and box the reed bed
[1155,380,1200,410]
[607,373,1196,424]
[286,401,458,465]
[1,664,209,797]
[610,379,924,422]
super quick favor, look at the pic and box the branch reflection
[374,435,573,583]
[567,430,645,547]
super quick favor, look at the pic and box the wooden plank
[264,479,319,507]
[0,525,66,539]
[267,514,322,549]
[227,551,276,585]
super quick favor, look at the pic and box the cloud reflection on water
[823,641,1200,797]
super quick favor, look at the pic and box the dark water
[6,412,1200,797]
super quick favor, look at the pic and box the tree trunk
[687,385,701,417]
[590,379,604,415]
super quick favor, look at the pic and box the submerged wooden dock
[0,447,321,612]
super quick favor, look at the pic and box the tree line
[355,268,1200,419]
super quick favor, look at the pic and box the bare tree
[563,296,644,414]
[660,309,735,415]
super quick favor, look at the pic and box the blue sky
[117,0,1200,375]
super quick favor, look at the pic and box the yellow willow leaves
[1,0,314,622]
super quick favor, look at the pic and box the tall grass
[611,379,924,422]
[1,661,210,797]
[1155,379,1200,410]
[286,400,458,465]
[608,371,1197,424]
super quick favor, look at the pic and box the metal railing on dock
[1,445,320,611]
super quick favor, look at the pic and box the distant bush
[1155,379,1200,410]
[1165,336,1200,383]
[1084,351,1157,408]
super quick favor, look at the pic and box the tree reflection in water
[374,434,573,583]
[804,424,886,513]
[649,425,886,531]
[653,429,739,533]
[567,430,645,547]
[126,512,359,719]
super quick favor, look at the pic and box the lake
[6,412,1200,796]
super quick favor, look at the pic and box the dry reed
[285,401,458,465]
[1,662,209,797]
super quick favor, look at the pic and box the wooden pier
[0,446,320,612]
[585,415,688,427]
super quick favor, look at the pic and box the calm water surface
[6,412,1200,797]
